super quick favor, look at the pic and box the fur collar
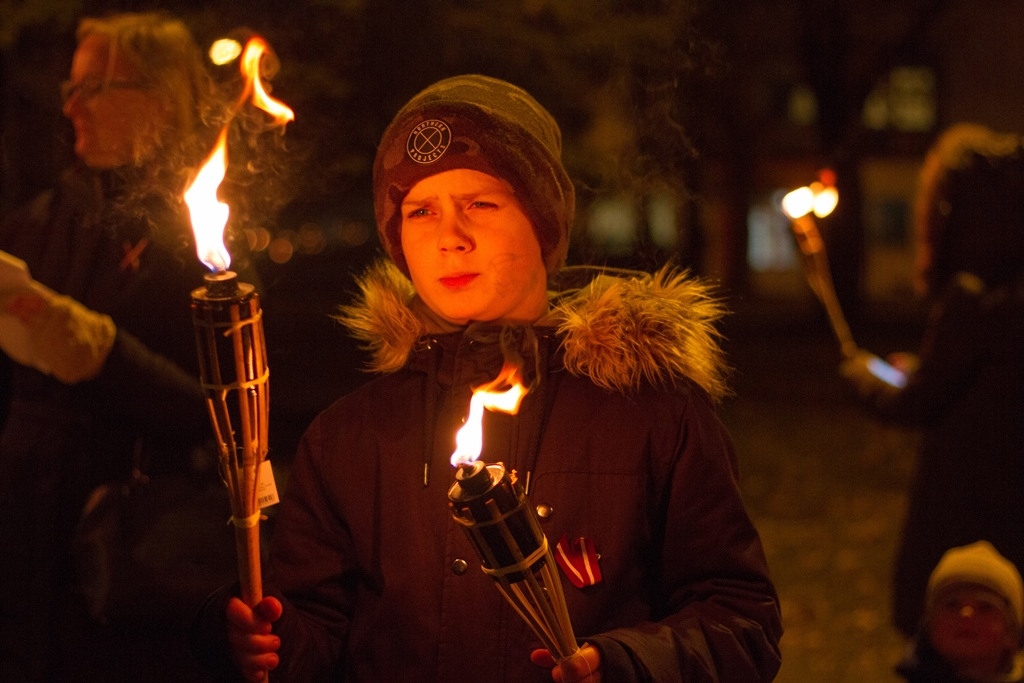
[337,260,731,401]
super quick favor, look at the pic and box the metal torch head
[448,462,549,583]
[448,461,580,660]
[190,271,263,388]
[190,270,270,472]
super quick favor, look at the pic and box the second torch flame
[451,362,528,467]
[446,361,580,661]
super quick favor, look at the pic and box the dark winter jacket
[200,261,782,682]
[850,271,1024,638]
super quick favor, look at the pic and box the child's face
[400,168,548,326]
[928,585,1018,674]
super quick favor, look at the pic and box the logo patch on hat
[406,120,452,164]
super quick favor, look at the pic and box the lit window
[747,194,797,272]
[647,193,678,250]
[788,83,819,126]
[861,66,937,132]
[587,198,638,256]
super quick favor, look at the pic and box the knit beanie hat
[926,541,1024,630]
[372,74,575,277]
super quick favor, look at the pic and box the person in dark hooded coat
[841,123,1024,640]
[194,74,782,682]
[0,12,262,680]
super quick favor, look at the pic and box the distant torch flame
[781,181,839,220]
[451,363,528,467]
[184,36,294,273]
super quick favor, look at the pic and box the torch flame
[781,181,839,220]
[240,38,295,126]
[451,362,528,467]
[184,36,294,273]
[782,172,858,359]
[185,129,232,272]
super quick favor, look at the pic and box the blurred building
[2,1,1023,432]
[686,0,1024,318]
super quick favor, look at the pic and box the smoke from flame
[184,37,294,273]
[451,362,528,467]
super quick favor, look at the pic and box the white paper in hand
[0,250,31,290]
[0,251,43,368]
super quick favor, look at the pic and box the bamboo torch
[189,267,268,607]
[781,177,858,359]
[183,37,293,615]
[447,363,580,662]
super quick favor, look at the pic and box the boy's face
[928,585,1018,674]
[400,168,548,326]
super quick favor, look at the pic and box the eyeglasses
[60,77,150,105]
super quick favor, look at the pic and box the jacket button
[536,503,553,519]
[451,558,469,575]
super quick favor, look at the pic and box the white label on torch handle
[256,459,280,509]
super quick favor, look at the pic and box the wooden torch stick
[791,214,859,359]
[193,282,270,683]
[229,302,264,606]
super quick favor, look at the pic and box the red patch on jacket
[555,533,602,588]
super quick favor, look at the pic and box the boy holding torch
[195,74,781,682]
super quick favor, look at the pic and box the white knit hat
[926,540,1024,630]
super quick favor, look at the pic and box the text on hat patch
[406,120,452,164]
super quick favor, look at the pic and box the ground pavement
[721,294,924,683]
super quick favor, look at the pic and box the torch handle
[806,251,858,360]
[234,522,269,683]
[792,216,859,359]
[235,523,263,605]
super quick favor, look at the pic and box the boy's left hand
[530,645,602,682]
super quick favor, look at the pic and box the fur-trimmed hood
[337,260,731,401]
